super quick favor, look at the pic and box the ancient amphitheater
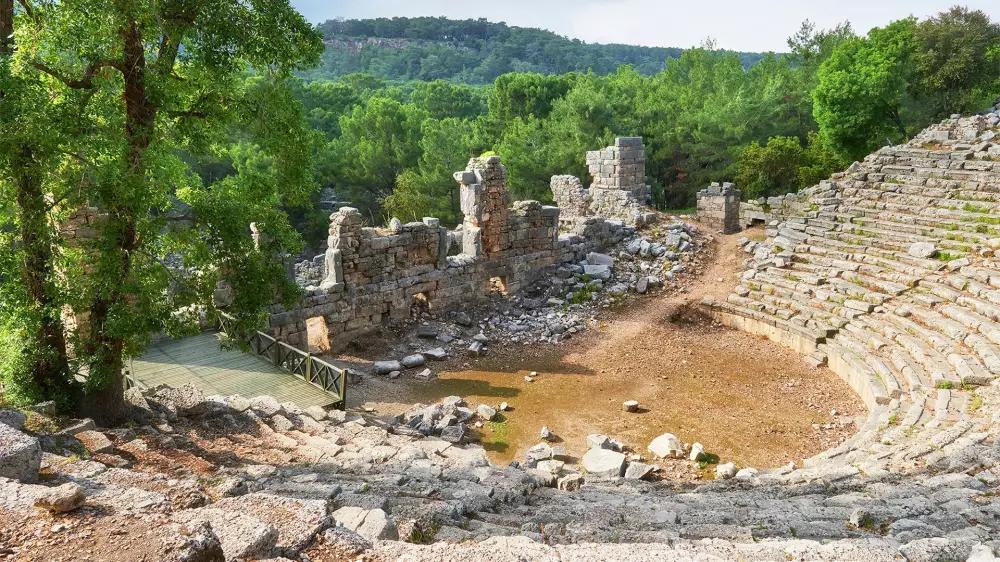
[2,113,1000,561]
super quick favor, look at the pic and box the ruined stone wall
[269,156,631,350]
[696,182,741,234]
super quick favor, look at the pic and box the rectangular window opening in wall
[489,276,508,295]
[305,316,331,354]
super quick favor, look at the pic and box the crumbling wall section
[550,175,591,224]
[738,180,842,228]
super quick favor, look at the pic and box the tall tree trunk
[1,0,74,407]
[0,0,12,54]
[13,149,73,401]
[81,15,155,424]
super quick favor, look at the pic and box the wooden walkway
[129,332,338,409]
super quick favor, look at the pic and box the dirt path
[348,226,865,473]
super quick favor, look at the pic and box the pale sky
[291,0,1000,52]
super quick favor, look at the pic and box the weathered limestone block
[320,248,343,291]
[0,423,41,482]
[462,226,483,257]
[328,207,363,255]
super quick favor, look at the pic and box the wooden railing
[219,313,347,409]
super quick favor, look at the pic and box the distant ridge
[303,16,769,83]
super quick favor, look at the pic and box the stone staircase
[703,113,1000,484]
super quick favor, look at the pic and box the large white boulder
[690,442,705,462]
[648,433,683,459]
[372,360,403,375]
[586,252,614,267]
[908,242,937,259]
[582,264,611,280]
[581,447,626,478]
[716,462,738,480]
[249,395,283,418]
[33,482,86,513]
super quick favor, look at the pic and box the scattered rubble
[363,218,707,378]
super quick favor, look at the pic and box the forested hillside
[290,8,1000,235]
[302,17,767,83]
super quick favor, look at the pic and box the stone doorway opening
[305,316,331,354]
[489,276,508,296]
[411,292,431,319]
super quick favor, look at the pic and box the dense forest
[2,4,1000,420]
[302,16,767,83]
[290,9,1000,235]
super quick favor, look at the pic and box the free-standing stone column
[320,207,362,290]
[584,137,652,227]
[696,182,742,234]
[454,156,511,257]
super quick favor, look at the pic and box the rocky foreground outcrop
[1,378,999,561]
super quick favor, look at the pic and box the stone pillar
[423,217,450,268]
[585,137,652,227]
[696,182,742,234]
[320,207,362,290]
[454,156,511,257]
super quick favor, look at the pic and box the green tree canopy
[813,19,917,159]
[2,0,322,421]
[913,6,1000,114]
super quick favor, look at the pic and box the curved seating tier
[704,114,1000,481]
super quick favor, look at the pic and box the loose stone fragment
[715,462,737,480]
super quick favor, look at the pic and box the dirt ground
[342,226,865,471]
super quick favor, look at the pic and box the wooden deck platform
[129,332,338,409]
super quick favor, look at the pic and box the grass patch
[935,380,954,390]
[970,394,984,412]
[963,202,991,214]
[569,284,597,305]
[696,452,721,469]
[407,521,441,544]
[482,414,511,452]
[935,252,961,262]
